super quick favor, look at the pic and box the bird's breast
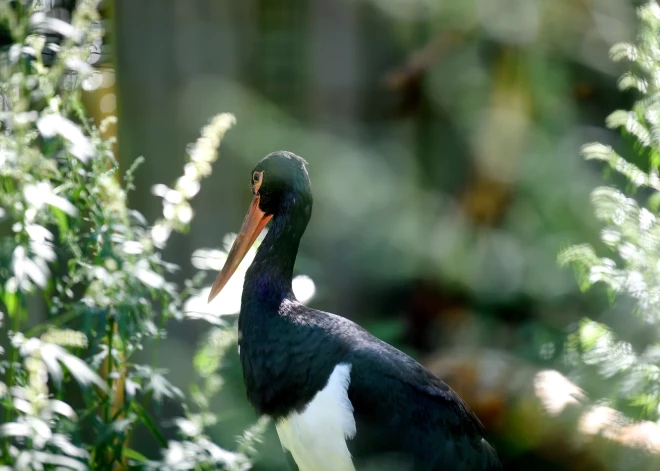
[238,309,346,418]
[275,363,357,471]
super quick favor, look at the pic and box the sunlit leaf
[145,371,183,403]
[24,182,78,216]
[41,343,109,392]
[27,417,52,446]
[606,110,651,146]
[618,72,648,92]
[31,450,87,471]
[3,290,18,318]
[44,400,77,420]
[123,448,149,462]
[133,261,165,289]
[580,320,610,351]
[0,422,30,438]
[174,418,201,438]
[50,434,89,459]
[582,143,650,187]
[39,345,63,386]
[30,13,82,41]
[37,115,93,162]
[12,245,49,289]
[610,42,638,62]
[125,379,140,400]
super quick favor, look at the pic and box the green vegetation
[0,2,261,469]
[560,1,660,423]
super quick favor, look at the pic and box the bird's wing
[304,308,485,434]
[290,306,501,469]
[349,328,486,433]
[333,317,501,470]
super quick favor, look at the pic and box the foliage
[0,1,261,469]
[560,1,660,422]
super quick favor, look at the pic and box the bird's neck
[243,199,307,306]
[239,197,315,418]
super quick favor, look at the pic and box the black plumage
[210,151,502,471]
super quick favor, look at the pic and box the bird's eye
[253,172,260,183]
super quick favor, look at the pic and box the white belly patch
[275,363,356,471]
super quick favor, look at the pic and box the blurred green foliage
[560,1,660,423]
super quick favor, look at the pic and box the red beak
[207,195,272,302]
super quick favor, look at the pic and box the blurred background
[8,0,660,470]
[112,0,652,469]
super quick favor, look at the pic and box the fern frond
[606,110,651,147]
[558,244,600,268]
[590,187,640,231]
[610,42,638,62]
[618,73,648,93]
[582,143,650,187]
[638,1,660,27]
[562,0,660,423]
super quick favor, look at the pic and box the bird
[208,151,503,471]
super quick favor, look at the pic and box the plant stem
[2,291,25,459]
[25,309,82,338]
[104,316,115,423]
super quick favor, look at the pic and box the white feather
[276,363,356,471]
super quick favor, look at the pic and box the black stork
[208,151,502,471]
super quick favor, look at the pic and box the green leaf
[2,290,18,318]
[123,447,149,462]
[579,320,609,351]
[647,191,660,212]
[51,206,70,242]
[132,402,167,448]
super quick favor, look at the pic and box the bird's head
[207,151,312,302]
[250,151,312,216]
